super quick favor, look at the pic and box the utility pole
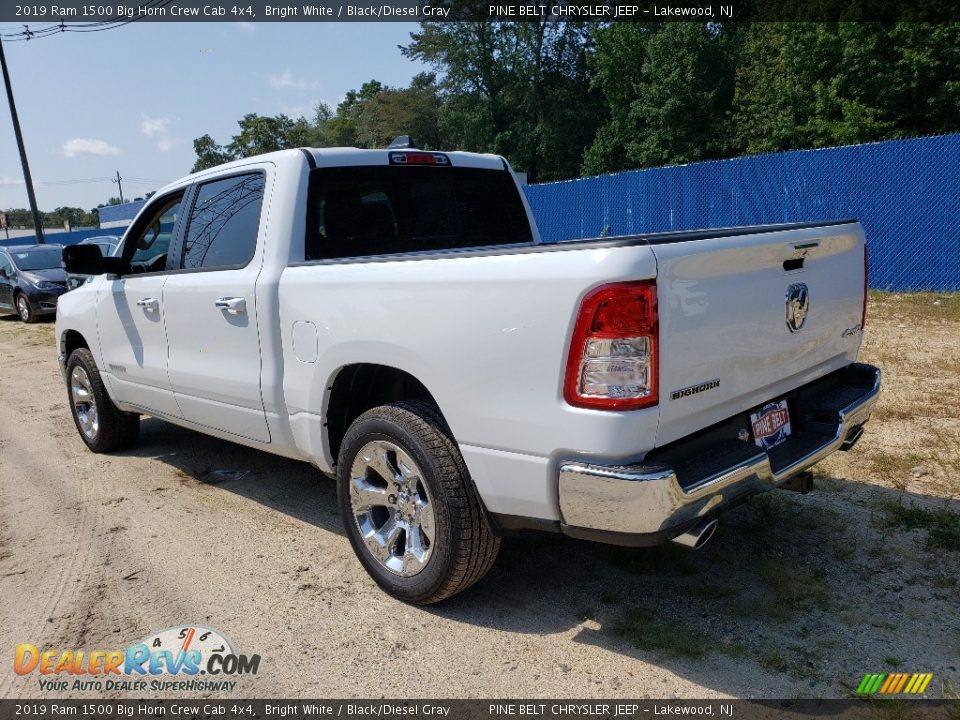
[0,37,44,243]
[113,171,124,204]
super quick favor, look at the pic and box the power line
[0,2,175,41]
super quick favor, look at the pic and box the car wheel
[66,348,140,453]
[337,400,500,604]
[15,293,35,323]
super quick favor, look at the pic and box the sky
[0,22,428,212]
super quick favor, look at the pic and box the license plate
[750,399,792,450]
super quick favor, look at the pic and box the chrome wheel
[70,365,99,441]
[349,440,436,577]
[16,295,29,321]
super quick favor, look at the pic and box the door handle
[215,297,247,314]
[136,297,159,311]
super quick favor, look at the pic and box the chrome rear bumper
[558,364,881,544]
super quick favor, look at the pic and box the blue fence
[1,227,124,248]
[524,134,960,292]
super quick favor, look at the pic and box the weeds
[878,499,960,551]
[609,608,709,659]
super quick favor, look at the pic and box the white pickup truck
[57,145,880,604]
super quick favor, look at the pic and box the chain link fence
[524,134,960,292]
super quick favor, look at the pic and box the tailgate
[651,222,866,447]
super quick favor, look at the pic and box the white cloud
[62,138,121,158]
[267,71,318,91]
[157,137,181,152]
[140,115,174,136]
[236,21,255,30]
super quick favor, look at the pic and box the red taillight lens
[388,151,450,166]
[861,244,869,330]
[564,281,659,410]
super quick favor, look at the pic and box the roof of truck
[155,147,511,199]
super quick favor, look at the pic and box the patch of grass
[753,559,832,619]
[759,648,787,672]
[718,641,748,658]
[575,608,595,622]
[883,656,902,668]
[608,544,702,577]
[932,572,958,589]
[868,451,929,481]
[869,291,960,323]
[608,608,709,659]
[878,499,960,551]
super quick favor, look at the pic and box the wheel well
[326,364,439,465]
[62,330,89,359]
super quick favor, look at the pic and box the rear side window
[182,173,265,270]
[305,166,532,260]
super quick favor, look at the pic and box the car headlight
[34,280,60,290]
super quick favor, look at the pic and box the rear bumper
[558,363,881,545]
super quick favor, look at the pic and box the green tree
[191,134,234,172]
[584,23,741,174]
[730,23,960,153]
[403,17,600,181]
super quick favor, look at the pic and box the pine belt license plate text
[750,399,792,451]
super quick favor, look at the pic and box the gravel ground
[0,294,958,700]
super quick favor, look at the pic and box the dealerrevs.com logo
[14,625,260,693]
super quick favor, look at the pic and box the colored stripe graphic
[856,674,886,694]
[879,674,897,693]
[856,672,933,695]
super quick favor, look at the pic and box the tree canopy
[190,21,960,180]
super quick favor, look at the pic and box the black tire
[336,400,500,604]
[15,293,36,323]
[66,348,140,453]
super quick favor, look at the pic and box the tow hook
[780,470,815,494]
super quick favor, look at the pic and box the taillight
[388,151,450,166]
[564,281,659,410]
[861,244,869,330]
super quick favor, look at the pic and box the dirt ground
[1,293,958,700]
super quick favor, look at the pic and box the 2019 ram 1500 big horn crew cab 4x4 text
[57,145,880,604]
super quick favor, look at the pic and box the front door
[163,170,271,443]
[96,193,184,418]
[0,253,14,309]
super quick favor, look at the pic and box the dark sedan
[0,244,68,322]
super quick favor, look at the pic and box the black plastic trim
[488,513,561,537]
[299,148,317,169]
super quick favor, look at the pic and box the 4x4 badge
[786,283,809,332]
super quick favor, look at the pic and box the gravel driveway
[1,294,957,700]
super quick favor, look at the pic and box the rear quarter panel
[279,244,658,519]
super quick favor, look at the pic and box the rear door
[96,192,184,417]
[162,170,271,443]
[651,222,866,447]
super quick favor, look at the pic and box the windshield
[11,248,63,271]
[305,165,533,260]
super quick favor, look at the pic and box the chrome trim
[670,518,718,550]
[558,366,880,537]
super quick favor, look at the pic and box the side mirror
[62,244,126,276]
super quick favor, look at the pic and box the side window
[126,194,183,274]
[181,173,264,270]
[0,255,11,278]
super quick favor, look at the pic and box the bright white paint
[57,148,866,524]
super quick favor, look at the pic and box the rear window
[305,165,532,261]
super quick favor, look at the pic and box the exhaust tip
[671,518,718,550]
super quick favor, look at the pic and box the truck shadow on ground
[124,417,960,698]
